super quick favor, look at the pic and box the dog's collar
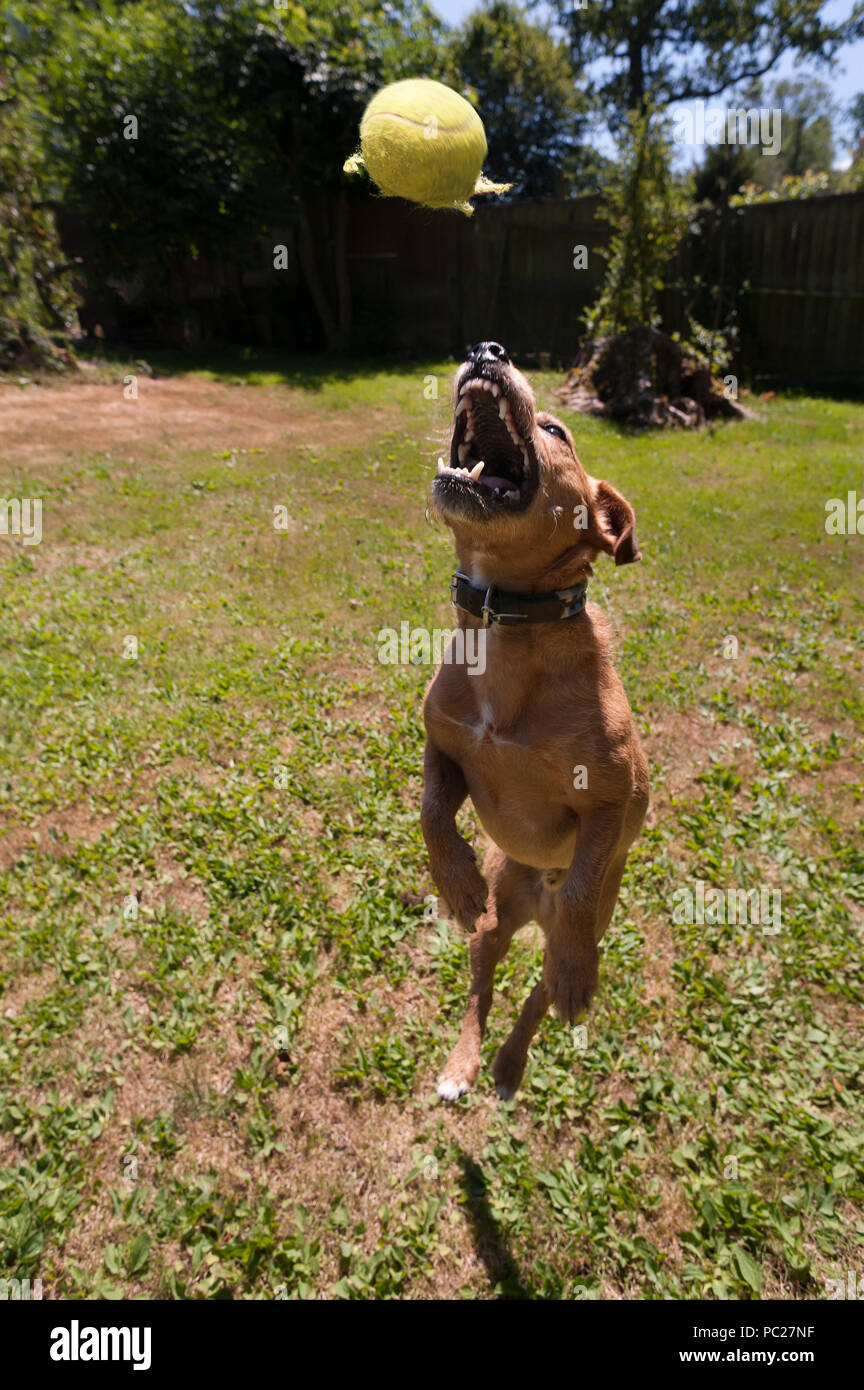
[449,571,588,627]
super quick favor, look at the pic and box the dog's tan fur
[422,347,649,1100]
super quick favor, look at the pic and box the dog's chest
[435,691,550,765]
[426,652,585,790]
[437,699,579,866]
[472,698,518,745]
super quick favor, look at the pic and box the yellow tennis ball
[343,78,510,216]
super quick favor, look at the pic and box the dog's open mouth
[435,374,535,514]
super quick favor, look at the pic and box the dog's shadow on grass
[455,1152,534,1300]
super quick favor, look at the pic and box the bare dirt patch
[0,801,116,872]
[0,376,397,464]
[148,849,211,921]
[643,707,749,821]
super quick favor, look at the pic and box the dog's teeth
[490,383,500,397]
[498,398,508,419]
[458,444,470,465]
[464,426,474,442]
[437,457,446,473]
[455,396,468,416]
[469,461,485,480]
[504,489,519,500]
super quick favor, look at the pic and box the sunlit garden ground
[1,354,862,1298]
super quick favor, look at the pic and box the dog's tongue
[479,475,512,491]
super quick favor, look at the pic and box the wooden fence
[72,189,864,388]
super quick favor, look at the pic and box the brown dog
[422,341,649,1100]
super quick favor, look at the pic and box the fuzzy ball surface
[355,79,488,212]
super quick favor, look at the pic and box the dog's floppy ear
[591,479,641,566]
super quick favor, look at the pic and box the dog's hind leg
[492,829,646,1099]
[437,845,539,1101]
[490,868,562,1099]
[491,981,550,1100]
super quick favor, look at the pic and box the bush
[0,103,79,371]
[584,108,693,339]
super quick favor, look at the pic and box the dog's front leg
[544,804,629,1024]
[421,741,487,932]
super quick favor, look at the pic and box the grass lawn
[1,352,862,1300]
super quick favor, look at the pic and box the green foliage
[0,102,79,371]
[693,141,761,205]
[3,0,607,346]
[584,108,693,338]
[12,0,445,311]
[550,0,864,124]
[849,91,864,144]
[731,170,831,205]
[840,93,864,189]
[840,159,864,192]
[0,2,82,369]
[445,0,590,199]
[39,1,300,283]
[683,316,734,375]
[700,77,838,203]
[768,78,836,180]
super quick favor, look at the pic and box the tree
[693,141,760,204]
[763,78,835,180]
[42,2,280,282]
[548,0,864,124]
[843,92,864,188]
[695,76,836,201]
[446,1,590,199]
[584,108,692,337]
[559,109,740,428]
[220,0,448,349]
[0,1,81,369]
[34,0,448,351]
[849,92,864,146]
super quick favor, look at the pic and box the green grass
[1,354,862,1300]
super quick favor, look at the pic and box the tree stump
[557,326,744,428]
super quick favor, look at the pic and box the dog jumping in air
[422,341,649,1100]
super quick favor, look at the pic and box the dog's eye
[540,422,566,439]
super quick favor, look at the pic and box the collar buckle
[480,585,494,627]
[450,570,581,626]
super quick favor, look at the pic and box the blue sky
[434,0,864,160]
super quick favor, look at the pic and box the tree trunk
[295,191,353,354]
[290,106,352,354]
[627,30,645,112]
[332,187,352,354]
[295,195,339,351]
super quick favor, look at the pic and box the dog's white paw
[437,1077,470,1101]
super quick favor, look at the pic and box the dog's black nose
[467,341,510,366]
